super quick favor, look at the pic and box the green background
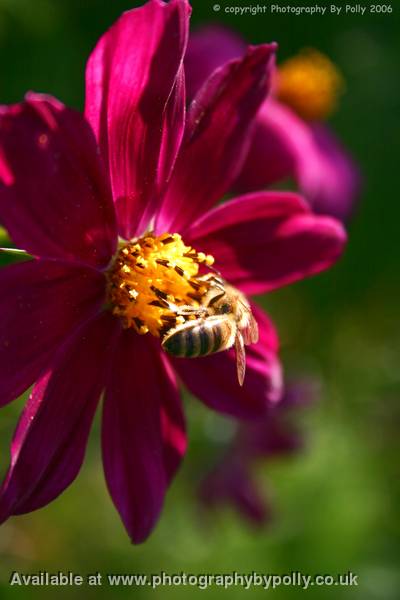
[0,0,399,597]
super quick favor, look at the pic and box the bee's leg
[160,301,207,318]
[176,304,208,317]
[197,272,225,290]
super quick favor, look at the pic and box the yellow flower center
[107,232,214,336]
[276,49,344,121]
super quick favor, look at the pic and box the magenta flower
[198,380,318,525]
[185,26,361,222]
[0,0,346,543]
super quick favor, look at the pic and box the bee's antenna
[207,264,223,278]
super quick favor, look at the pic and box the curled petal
[85,0,190,239]
[102,333,186,544]
[0,313,119,523]
[156,43,276,233]
[0,259,106,407]
[0,94,117,266]
[187,191,347,295]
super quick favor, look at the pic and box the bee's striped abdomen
[197,320,223,356]
[162,317,234,358]
[162,327,188,357]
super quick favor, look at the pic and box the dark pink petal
[234,380,319,459]
[156,44,276,233]
[102,333,186,544]
[187,190,308,238]
[173,306,282,418]
[185,25,246,100]
[234,100,303,190]
[0,313,119,523]
[0,94,117,267]
[236,101,360,221]
[299,124,361,221]
[186,191,347,295]
[279,378,320,409]
[198,459,270,525]
[237,417,303,458]
[0,259,106,407]
[85,0,190,239]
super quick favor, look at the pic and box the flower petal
[156,43,276,233]
[199,459,270,525]
[0,93,117,267]
[0,259,106,407]
[237,416,303,458]
[186,191,347,295]
[102,333,186,543]
[233,379,319,459]
[0,312,118,523]
[236,100,360,221]
[185,25,246,100]
[234,100,304,190]
[85,0,190,239]
[173,306,282,418]
[299,123,361,221]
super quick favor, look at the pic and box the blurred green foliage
[0,0,399,598]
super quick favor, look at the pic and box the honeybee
[161,274,259,385]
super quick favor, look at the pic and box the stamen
[151,286,169,300]
[174,266,185,277]
[149,300,168,308]
[156,259,170,267]
[107,232,215,336]
[276,48,344,121]
[160,235,175,245]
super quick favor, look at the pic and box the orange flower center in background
[276,49,344,121]
[107,233,214,336]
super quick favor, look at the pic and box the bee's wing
[234,331,246,386]
[249,312,259,344]
[241,310,259,346]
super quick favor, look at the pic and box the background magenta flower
[0,0,346,543]
[198,380,318,526]
[185,25,361,222]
